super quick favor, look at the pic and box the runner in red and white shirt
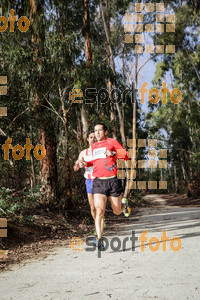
[81,123,131,250]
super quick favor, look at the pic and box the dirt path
[0,194,200,299]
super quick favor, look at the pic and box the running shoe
[122,197,131,217]
[93,236,105,251]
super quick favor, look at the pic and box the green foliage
[144,0,200,194]
[132,192,143,203]
[0,186,41,218]
[1,0,199,211]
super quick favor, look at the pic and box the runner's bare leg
[109,193,126,215]
[94,194,107,239]
[88,194,104,234]
[88,193,96,220]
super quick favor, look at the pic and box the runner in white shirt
[74,132,105,233]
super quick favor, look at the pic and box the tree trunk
[40,129,58,204]
[132,54,138,141]
[59,85,73,210]
[121,45,126,126]
[160,168,163,181]
[82,0,91,142]
[30,124,36,188]
[181,152,191,196]
[104,0,117,139]
[76,107,83,149]
[64,116,73,210]
[81,105,89,143]
[110,102,117,139]
[174,165,179,193]
[100,0,126,147]
[30,0,58,205]
[169,166,174,191]
[123,55,138,198]
[83,0,92,67]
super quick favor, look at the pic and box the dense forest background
[0,0,200,225]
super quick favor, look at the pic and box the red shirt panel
[87,138,128,178]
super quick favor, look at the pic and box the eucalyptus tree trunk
[174,165,179,193]
[82,0,91,143]
[181,152,191,196]
[59,86,73,209]
[104,0,117,139]
[84,0,93,67]
[30,0,58,205]
[30,124,36,188]
[123,55,138,198]
[100,0,126,147]
[81,105,89,144]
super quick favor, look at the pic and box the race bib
[93,147,107,159]
[84,147,107,162]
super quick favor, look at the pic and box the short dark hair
[95,123,108,132]
[87,130,94,138]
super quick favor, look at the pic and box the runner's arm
[73,150,85,171]
[82,157,95,167]
[104,150,116,156]
[112,140,129,160]
[80,146,95,167]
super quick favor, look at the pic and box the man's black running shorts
[92,176,123,197]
